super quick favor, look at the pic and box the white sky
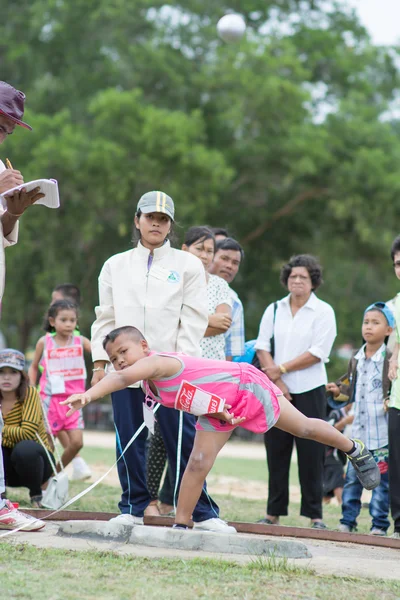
[348,0,400,45]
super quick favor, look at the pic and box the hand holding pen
[0,157,24,195]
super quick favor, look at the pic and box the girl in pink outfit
[29,300,91,469]
[64,326,381,530]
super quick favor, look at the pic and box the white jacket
[0,159,19,304]
[91,240,208,362]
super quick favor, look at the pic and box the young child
[327,302,393,536]
[49,284,91,481]
[64,326,381,531]
[29,300,91,471]
[388,235,400,538]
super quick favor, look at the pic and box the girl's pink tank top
[39,333,87,398]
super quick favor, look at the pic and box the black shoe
[30,495,44,508]
[311,521,327,530]
[348,440,381,490]
[257,518,278,525]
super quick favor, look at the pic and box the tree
[2,0,400,354]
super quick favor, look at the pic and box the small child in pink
[29,300,91,470]
[64,326,381,531]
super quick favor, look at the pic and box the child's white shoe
[109,514,144,526]
[193,518,237,534]
[71,457,92,481]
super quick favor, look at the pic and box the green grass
[6,445,375,533]
[1,544,400,600]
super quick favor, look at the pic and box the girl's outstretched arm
[28,337,45,386]
[62,354,178,414]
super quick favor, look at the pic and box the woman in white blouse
[182,226,232,360]
[255,254,337,530]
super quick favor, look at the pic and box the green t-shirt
[389,293,400,409]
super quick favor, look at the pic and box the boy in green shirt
[388,236,400,538]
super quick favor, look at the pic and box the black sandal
[30,495,44,508]
[257,518,278,525]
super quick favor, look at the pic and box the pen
[5,158,13,170]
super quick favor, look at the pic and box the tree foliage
[1,0,400,355]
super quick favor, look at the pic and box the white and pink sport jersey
[39,333,87,401]
[145,352,281,434]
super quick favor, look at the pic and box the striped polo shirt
[2,385,51,450]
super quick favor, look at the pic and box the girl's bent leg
[175,430,232,526]
[275,396,353,453]
[58,429,83,470]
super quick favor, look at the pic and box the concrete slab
[58,520,311,559]
[4,522,400,581]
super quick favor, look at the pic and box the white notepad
[0,179,60,210]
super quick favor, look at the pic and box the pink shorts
[196,363,282,434]
[46,394,84,435]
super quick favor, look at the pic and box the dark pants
[146,420,174,505]
[389,407,400,532]
[264,385,326,519]
[112,387,219,521]
[2,440,54,498]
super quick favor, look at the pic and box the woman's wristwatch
[279,364,287,374]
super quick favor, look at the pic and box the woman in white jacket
[91,191,233,532]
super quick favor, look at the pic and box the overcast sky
[349,0,400,45]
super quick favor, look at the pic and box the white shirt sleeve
[0,208,19,249]
[254,303,276,352]
[215,277,232,308]
[308,304,337,362]
[91,260,115,362]
[176,258,208,356]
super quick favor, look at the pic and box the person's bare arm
[205,303,232,337]
[389,342,399,381]
[82,336,91,354]
[28,338,45,385]
[256,349,291,400]
[63,355,180,412]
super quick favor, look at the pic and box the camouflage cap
[0,348,25,371]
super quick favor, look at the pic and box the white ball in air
[217,14,246,43]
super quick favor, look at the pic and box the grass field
[1,544,399,600]
[6,444,375,533]
[3,442,397,599]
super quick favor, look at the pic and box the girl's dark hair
[280,254,323,290]
[132,209,178,247]
[0,370,29,403]
[183,226,216,252]
[391,235,400,261]
[43,299,78,332]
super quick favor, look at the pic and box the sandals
[30,495,44,509]
[257,517,279,525]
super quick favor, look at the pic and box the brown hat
[0,81,32,131]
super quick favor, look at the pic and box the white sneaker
[390,531,400,539]
[71,457,92,481]
[109,514,144,526]
[193,518,237,534]
[0,500,45,531]
[338,523,353,533]
[370,528,387,536]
